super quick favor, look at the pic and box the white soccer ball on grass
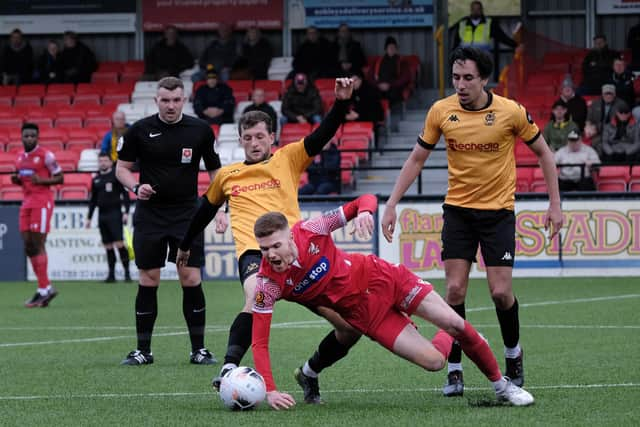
[219,366,267,411]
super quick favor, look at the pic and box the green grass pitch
[1,277,639,426]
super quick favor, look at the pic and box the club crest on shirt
[254,291,265,308]
[33,156,40,164]
[285,278,293,286]
[181,148,193,164]
[308,242,320,255]
[484,112,495,126]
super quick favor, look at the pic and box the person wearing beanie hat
[601,100,639,162]
[554,128,600,191]
[193,63,235,125]
[587,82,628,134]
[371,34,411,117]
[557,74,587,130]
[543,99,579,151]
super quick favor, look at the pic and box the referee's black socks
[224,312,252,366]
[135,285,158,353]
[182,284,206,352]
[117,246,130,273]
[106,248,116,278]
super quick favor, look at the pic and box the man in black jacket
[145,25,194,80]
[60,31,97,84]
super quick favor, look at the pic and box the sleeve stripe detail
[417,137,436,150]
[524,131,541,146]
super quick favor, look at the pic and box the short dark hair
[10,28,23,36]
[98,152,112,159]
[593,34,607,41]
[63,30,77,39]
[254,212,288,238]
[449,46,493,79]
[157,76,184,91]
[239,110,273,134]
[22,122,39,133]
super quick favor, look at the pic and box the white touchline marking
[466,294,640,313]
[0,383,638,401]
[1,293,638,347]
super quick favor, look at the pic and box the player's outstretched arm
[382,144,431,243]
[303,78,354,157]
[266,391,296,410]
[179,196,222,254]
[528,135,563,239]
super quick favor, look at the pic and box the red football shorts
[19,201,54,233]
[345,256,433,351]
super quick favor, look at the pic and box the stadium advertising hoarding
[596,0,640,14]
[299,0,433,29]
[380,199,640,278]
[141,0,284,31]
[0,0,135,34]
[0,205,26,281]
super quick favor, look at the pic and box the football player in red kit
[12,123,63,307]
[250,194,535,409]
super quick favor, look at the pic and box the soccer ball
[219,366,267,411]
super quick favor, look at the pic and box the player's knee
[335,327,362,347]
[490,289,513,310]
[421,352,446,372]
[445,283,467,304]
[24,242,37,257]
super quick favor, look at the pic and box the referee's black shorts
[441,203,516,267]
[98,210,123,244]
[132,201,204,270]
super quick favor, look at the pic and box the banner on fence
[0,205,25,281]
[379,199,640,278]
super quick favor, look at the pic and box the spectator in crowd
[101,111,130,162]
[334,23,366,77]
[554,129,600,191]
[299,139,341,195]
[627,22,640,72]
[543,99,579,152]
[195,23,240,82]
[346,71,384,124]
[241,26,273,80]
[1,28,34,85]
[579,34,618,96]
[609,56,635,109]
[35,39,63,84]
[193,65,235,125]
[557,75,587,130]
[451,1,518,52]
[583,120,602,157]
[370,36,411,110]
[281,72,323,125]
[587,84,627,134]
[601,102,639,162]
[145,25,194,80]
[243,88,278,135]
[60,31,97,84]
[292,26,337,79]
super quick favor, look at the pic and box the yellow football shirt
[205,140,312,258]
[419,92,540,210]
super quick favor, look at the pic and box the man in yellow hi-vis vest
[452,1,518,52]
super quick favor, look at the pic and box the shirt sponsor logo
[293,257,329,295]
[230,178,281,196]
[447,139,499,152]
[400,284,423,311]
[181,148,193,164]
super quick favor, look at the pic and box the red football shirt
[252,194,377,391]
[15,146,62,208]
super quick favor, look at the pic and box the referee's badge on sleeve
[181,148,193,163]
[116,136,124,152]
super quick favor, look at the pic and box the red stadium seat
[595,165,630,192]
[123,60,145,73]
[56,105,87,119]
[0,117,23,128]
[0,96,13,107]
[14,95,42,107]
[0,85,17,97]
[63,172,93,189]
[253,80,283,100]
[46,83,75,95]
[516,167,533,192]
[17,84,46,96]
[102,92,130,105]
[0,185,23,200]
[26,117,54,129]
[97,61,124,73]
[119,71,143,83]
[43,94,72,106]
[0,152,17,172]
[92,71,119,84]
[58,186,89,200]
[5,141,23,153]
[76,83,105,95]
[85,117,112,130]
[53,150,80,171]
[73,93,101,106]
[314,78,335,91]
[515,141,538,166]
[55,116,84,129]
[530,168,548,193]
[339,135,369,162]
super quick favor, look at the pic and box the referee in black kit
[116,76,222,366]
[86,152,131,283]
